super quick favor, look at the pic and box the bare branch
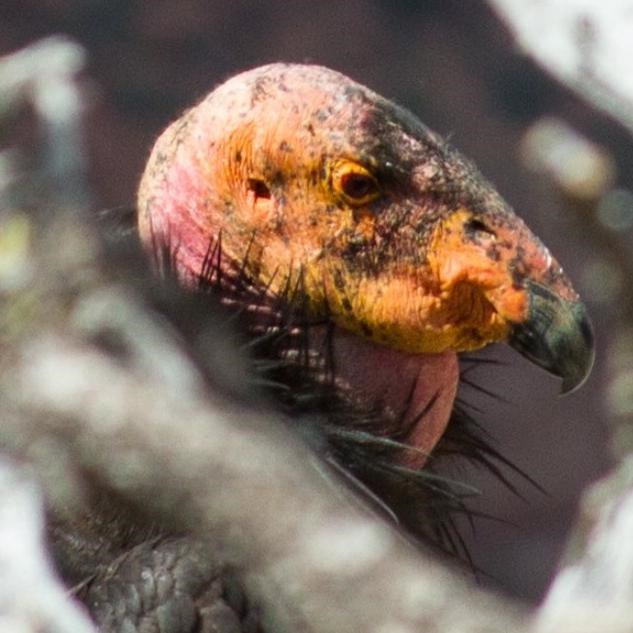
[0,457,95,633]
[1,314,528,633]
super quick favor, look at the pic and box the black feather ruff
[98,206,539,566]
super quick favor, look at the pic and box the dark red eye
[247,178,271,200]
[340,172,378,200]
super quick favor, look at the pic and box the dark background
[2,0,626,603]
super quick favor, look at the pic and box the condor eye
[331,160,381,206]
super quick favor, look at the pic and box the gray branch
[0,457,95,633]
[0,288,527,633]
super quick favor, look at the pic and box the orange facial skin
[138,64,590,468]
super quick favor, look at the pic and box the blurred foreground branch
[0,297,527,633]
[489,0,633,137]
[488,3,633,631]
[0,458,95,633]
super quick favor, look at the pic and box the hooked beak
[509,280,594,394]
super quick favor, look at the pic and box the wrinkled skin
[139,63,593,467]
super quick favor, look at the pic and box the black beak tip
[559,303,594,394]
[510,282,595,395]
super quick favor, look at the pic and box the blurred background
[3,0,630,604]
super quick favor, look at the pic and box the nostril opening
[465,217,496,239]
[464,218,496,235]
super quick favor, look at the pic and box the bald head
[139,63,592,390]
